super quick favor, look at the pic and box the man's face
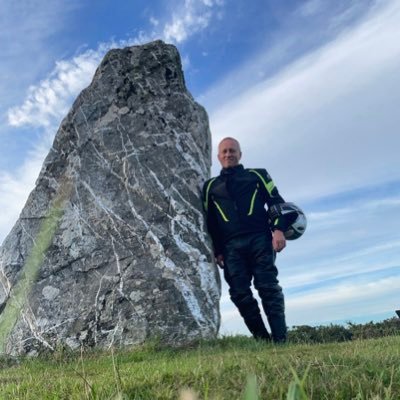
[217,139,242,169]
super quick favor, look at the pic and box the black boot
[267,314,287,343]
[244,315,271,341]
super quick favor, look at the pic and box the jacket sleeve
[251,168,291,232]
[202,180,223,257]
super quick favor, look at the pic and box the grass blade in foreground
[0,335,398,399]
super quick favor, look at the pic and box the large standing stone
[0,40,220,355]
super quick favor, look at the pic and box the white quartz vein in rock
[81,180,142,238]
[93,272,108,345]
[173,130,207,177]
[0,263,12,300]
[146,230,210,333]
[170,216,219,328]
[110,236,124,293]
[20,306,54,351]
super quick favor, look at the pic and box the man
[202,137,290,342]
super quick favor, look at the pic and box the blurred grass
[0,335,399,399]
[0,179,72,353]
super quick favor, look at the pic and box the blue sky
[1,0,399,335]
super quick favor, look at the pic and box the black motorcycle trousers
[222,232,287,342]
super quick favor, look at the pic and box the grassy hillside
[0,335,399,399]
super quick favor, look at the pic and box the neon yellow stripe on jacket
[204,177,217,211]
[213,200,229,222]
[249,169,275,196]
[247,187,258,216]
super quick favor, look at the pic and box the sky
[1,0,399,335]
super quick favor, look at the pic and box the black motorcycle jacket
[202,164,290,256]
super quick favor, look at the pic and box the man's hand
[272,230,286,252]
[215,254,224,268]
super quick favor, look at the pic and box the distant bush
[288,317,400,344]
[348,317,400,340]
[288,324,352,344]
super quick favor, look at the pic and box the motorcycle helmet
[268,202,307,240]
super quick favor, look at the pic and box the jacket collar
[220,164,244,176]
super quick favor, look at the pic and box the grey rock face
[0,40,220,355]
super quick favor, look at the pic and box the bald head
[218,137,242,169]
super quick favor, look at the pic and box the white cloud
[306,195,400,225]
[0,134,53,244]
[149,16,159,27]
[328,1,372,31]
[208,0,400,200]
[181,54,191,70]
[0,0,80,57]
[219,269,400,334]
[218,190,400,335]
[6,0,223,130]
[283,251,399,291]
[7,49,104,127]
[278,194,400,288]
[1,0,225,245]
[200,0,224,8]
[163,0,219,43]
[3,0,398,337]
[0,0,81,108]
[297,0,323,17]
[286,275,400,325]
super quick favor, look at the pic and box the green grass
[0,335,399,399]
